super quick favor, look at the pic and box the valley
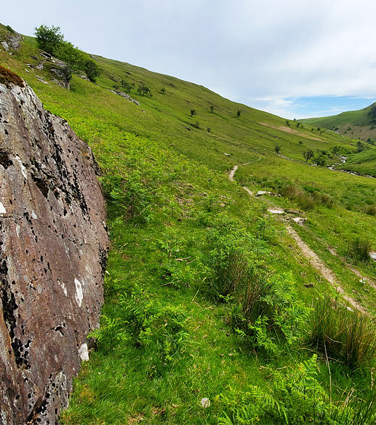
[1,23,376,424]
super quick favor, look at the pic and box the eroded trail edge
[228,163,368,315]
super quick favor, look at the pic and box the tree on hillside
[275,145,281,154]
[210,105,214,113]
[236,109,241,118]
[303,149,314,162]
[34,25,64,55]
[190,109,196,117]
[34,25,100,82]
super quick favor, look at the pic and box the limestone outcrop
[0,67,108,424]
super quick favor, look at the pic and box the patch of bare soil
[259,122,323,142]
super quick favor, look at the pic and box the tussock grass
[347,238,372,263]
[309,297,376,368]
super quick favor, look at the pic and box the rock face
[0,67,108,424]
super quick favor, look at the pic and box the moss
[0,65,24,88]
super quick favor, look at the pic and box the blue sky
[2,0,376,119]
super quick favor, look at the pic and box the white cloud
[3,0,376,117]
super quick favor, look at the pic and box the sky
[3,0,376,119]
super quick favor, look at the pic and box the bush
[308,297,376,368]
[5,25,15,34]
[84,59,100,82]
[231,272,310,353]
[34,25,100,82]
[101,172,154,224]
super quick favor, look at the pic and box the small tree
[275,145,281,154]
[210,105,214,113]
[236,109,241,118]
[190,109,196,117]
[121,80,133,93]
[34,25,64,55]
[160,88,166,95]
[84,60,100,82]
[303,149,314,162]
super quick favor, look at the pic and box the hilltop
[1,23,376,424]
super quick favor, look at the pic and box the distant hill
[303,103,376,143]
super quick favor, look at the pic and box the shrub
[308,297,376,368]
[84,59,100,82]
[303,149,314,162]
[231,272,310,353]
[137,83,152,97]
[101,173,154,224]
[365,205,376,216]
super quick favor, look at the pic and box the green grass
[1,23,376,424]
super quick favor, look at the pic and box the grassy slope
[1,24,376,424]
[303,103,376,149]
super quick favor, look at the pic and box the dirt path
[228,162,368,314]
[286,227,367,314]
[228,165,238,182]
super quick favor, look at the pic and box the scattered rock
[224,153,231,157]
[200,398,211,408]
[110,90,140,106]
[5,32,23,51]
[292,217,306,226]
[370,252,376,262]
[285,208,303,215]
[36,75,49,84]
[304,283,314,288]
[267,208,284,214]
[256,190,280,197]
[0,72,108,424]
[1,41,9,51]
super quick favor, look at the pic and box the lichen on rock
[0,68,108,424]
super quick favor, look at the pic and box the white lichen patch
[74,278,83,307]
[0,202,6,215]
[31,210,37,220]
[60,282,67,297]
[15,156,27,179]
[78,343,89,362]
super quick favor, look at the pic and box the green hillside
[303,103,376,147]
[2,23,376,424]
